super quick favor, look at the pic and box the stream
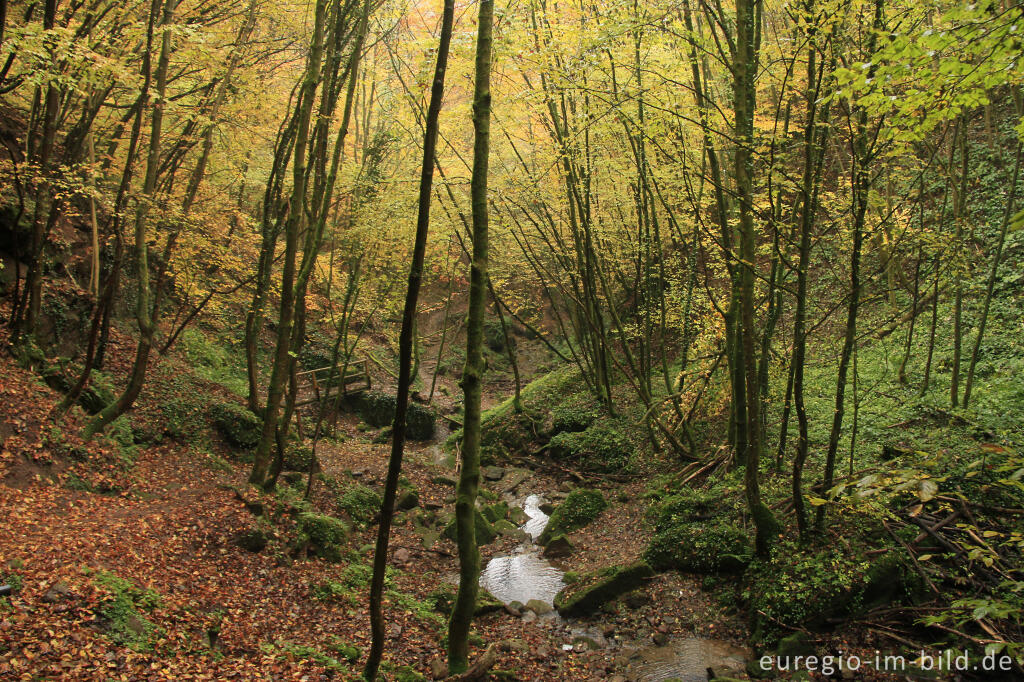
[475,487,750,681]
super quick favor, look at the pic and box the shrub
[643,518,750,573]
[209,401,261,449]
[337,484,382,525]
[539,489,607,545]
[550,398,600,436]
[283,444,315,472]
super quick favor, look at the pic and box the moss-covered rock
[209,401,261,449]
[649,489,718,531]
[442,509,497,546]
[643,519,750,573]
[296,513,349,563]
[356,391,436,441]
[337,484,382,525]
[482,501,509,524]
[283,444,315,472]
[547,420,633,472]
[554,561,654,618]
[539,488,607,545]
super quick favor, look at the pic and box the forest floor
[0,342,753,681]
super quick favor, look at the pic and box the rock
[522,610,537,623]
[652,632,669,647]
[558,481,575,492]
[351,468,366,478]
[483,466,505,481]
[542,534,574,558]
[41,583,72,603]
[397,490,419,510]
[504,603,523,617]
[508,600,525,613]
[393,548,412,565]
[475,589,505,616]
[525,599,553,616]
[776,631,815,659]
[429,658,447,680]
[509,506,529,525]
[493,519,527,540]
[482,501,509,523]
[539,502,556,515]
[501,468,532,492]
[573,635,602,651]
[602,624,616,638]
[555,561,655,618]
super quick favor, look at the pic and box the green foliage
[208,401,261,450]
[745,542,911,646]
[177,328,248,397]
[283,444,314,472]
[550,394,600,436]
[159,396,205,443]
[336,484,382,525]
[90,570,162,651]
[262,640,354,672]
[539,488,607,544]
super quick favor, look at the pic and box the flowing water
[478,494,565,605]
[474,488,750,680]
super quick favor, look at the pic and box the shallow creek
[476,490,749,681]
[479,494,565,605]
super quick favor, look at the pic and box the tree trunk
[363,4,455,678]
[448,0,493,671]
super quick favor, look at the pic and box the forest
[0,0,1022,678]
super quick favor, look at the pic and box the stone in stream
[541,533,574,558]
[554,561,655,618]
[524,598,553,616]
[493,519,527,541]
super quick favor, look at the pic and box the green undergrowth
[539,488,607,545]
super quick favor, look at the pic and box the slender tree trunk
[448,0,493,671]
[364,5,454,678]
[963,143,1022,408]
[734,0,777,557]
[84,0,174,438]
[815,0,882,533]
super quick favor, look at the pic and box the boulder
[555,561,655,618]
[397,490,420,511]
[542,534,574,558]
[524,599,553,616]
[483,466,505,481]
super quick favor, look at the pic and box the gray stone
[41,582,72,603]
[483,466,505,481]
[542,534,574,558]
[525,598,553,616]
[522,610,537,623]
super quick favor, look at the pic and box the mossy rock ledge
[538,488,607,546]
[554,561,654,618]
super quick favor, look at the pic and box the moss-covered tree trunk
[734,0,777,556]
[448,0,493,672]
[363,3,455,678]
